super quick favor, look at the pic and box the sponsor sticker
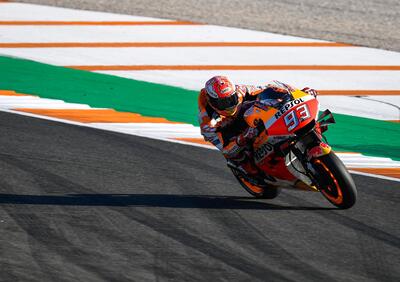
[274,98,304,119]
[254,142,274,162]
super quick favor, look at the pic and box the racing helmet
[205,76,240,116]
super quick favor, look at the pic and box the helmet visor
[209,93,238,111]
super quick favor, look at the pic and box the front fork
[284,110,336,189]
[285,129,331,188]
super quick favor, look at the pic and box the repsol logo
[254,142,274,162]
[274,98,304,119]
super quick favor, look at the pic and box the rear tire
[312,152,357,209]
[230,168,281,199]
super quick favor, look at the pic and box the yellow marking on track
[14,109,180,123]
[68,65,400,71]
[351,168,400,179]
[0,42,352,48]
[0,21,200,26]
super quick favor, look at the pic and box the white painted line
[347,163,400,168]
[91,123,202,139]
[0,96,93,109]
[0,3,172,21]
[1,47,399,66]
[0,25,328,43]
[97,70,400,92]
[318,95,400,120]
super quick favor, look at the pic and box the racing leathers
[198,84,268,176]
[198,82,319,178]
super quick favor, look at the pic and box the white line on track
[0,25,327,43]
[0,3,173,21]
[1,47,399,66]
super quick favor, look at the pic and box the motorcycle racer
[198,75,318,179]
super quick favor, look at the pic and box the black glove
[236,127,258,147]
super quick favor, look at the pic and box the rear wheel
[230,168,281,199]
[311,152,357,209]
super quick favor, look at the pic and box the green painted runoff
[1,56,399,160]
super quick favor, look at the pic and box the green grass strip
[1,55,399,160]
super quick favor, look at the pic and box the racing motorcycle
[228,82,357,209]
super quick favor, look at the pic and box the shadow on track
[0,193,334,210]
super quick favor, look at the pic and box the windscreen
[257,87,293,109]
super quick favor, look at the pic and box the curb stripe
[351,168,400,178]
[68,65,400,71]
[0,42,352,48]
[0,21,200,26]
[14,109,181,123]
[0,90,34,96]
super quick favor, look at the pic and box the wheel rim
[314,159,343,205]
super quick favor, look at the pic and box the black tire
[230,168,281,199]
[312,152,357,209]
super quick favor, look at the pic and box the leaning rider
[198,75,317,179]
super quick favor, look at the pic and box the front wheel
[230,168,281,199]
[311,152,357,209]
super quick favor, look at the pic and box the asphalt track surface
[0,112,399,282]
[3,2,400,281]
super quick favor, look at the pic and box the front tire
[311,152,357,209]
[230,168,281,199]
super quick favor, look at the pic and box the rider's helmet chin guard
[205,76,241,117]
